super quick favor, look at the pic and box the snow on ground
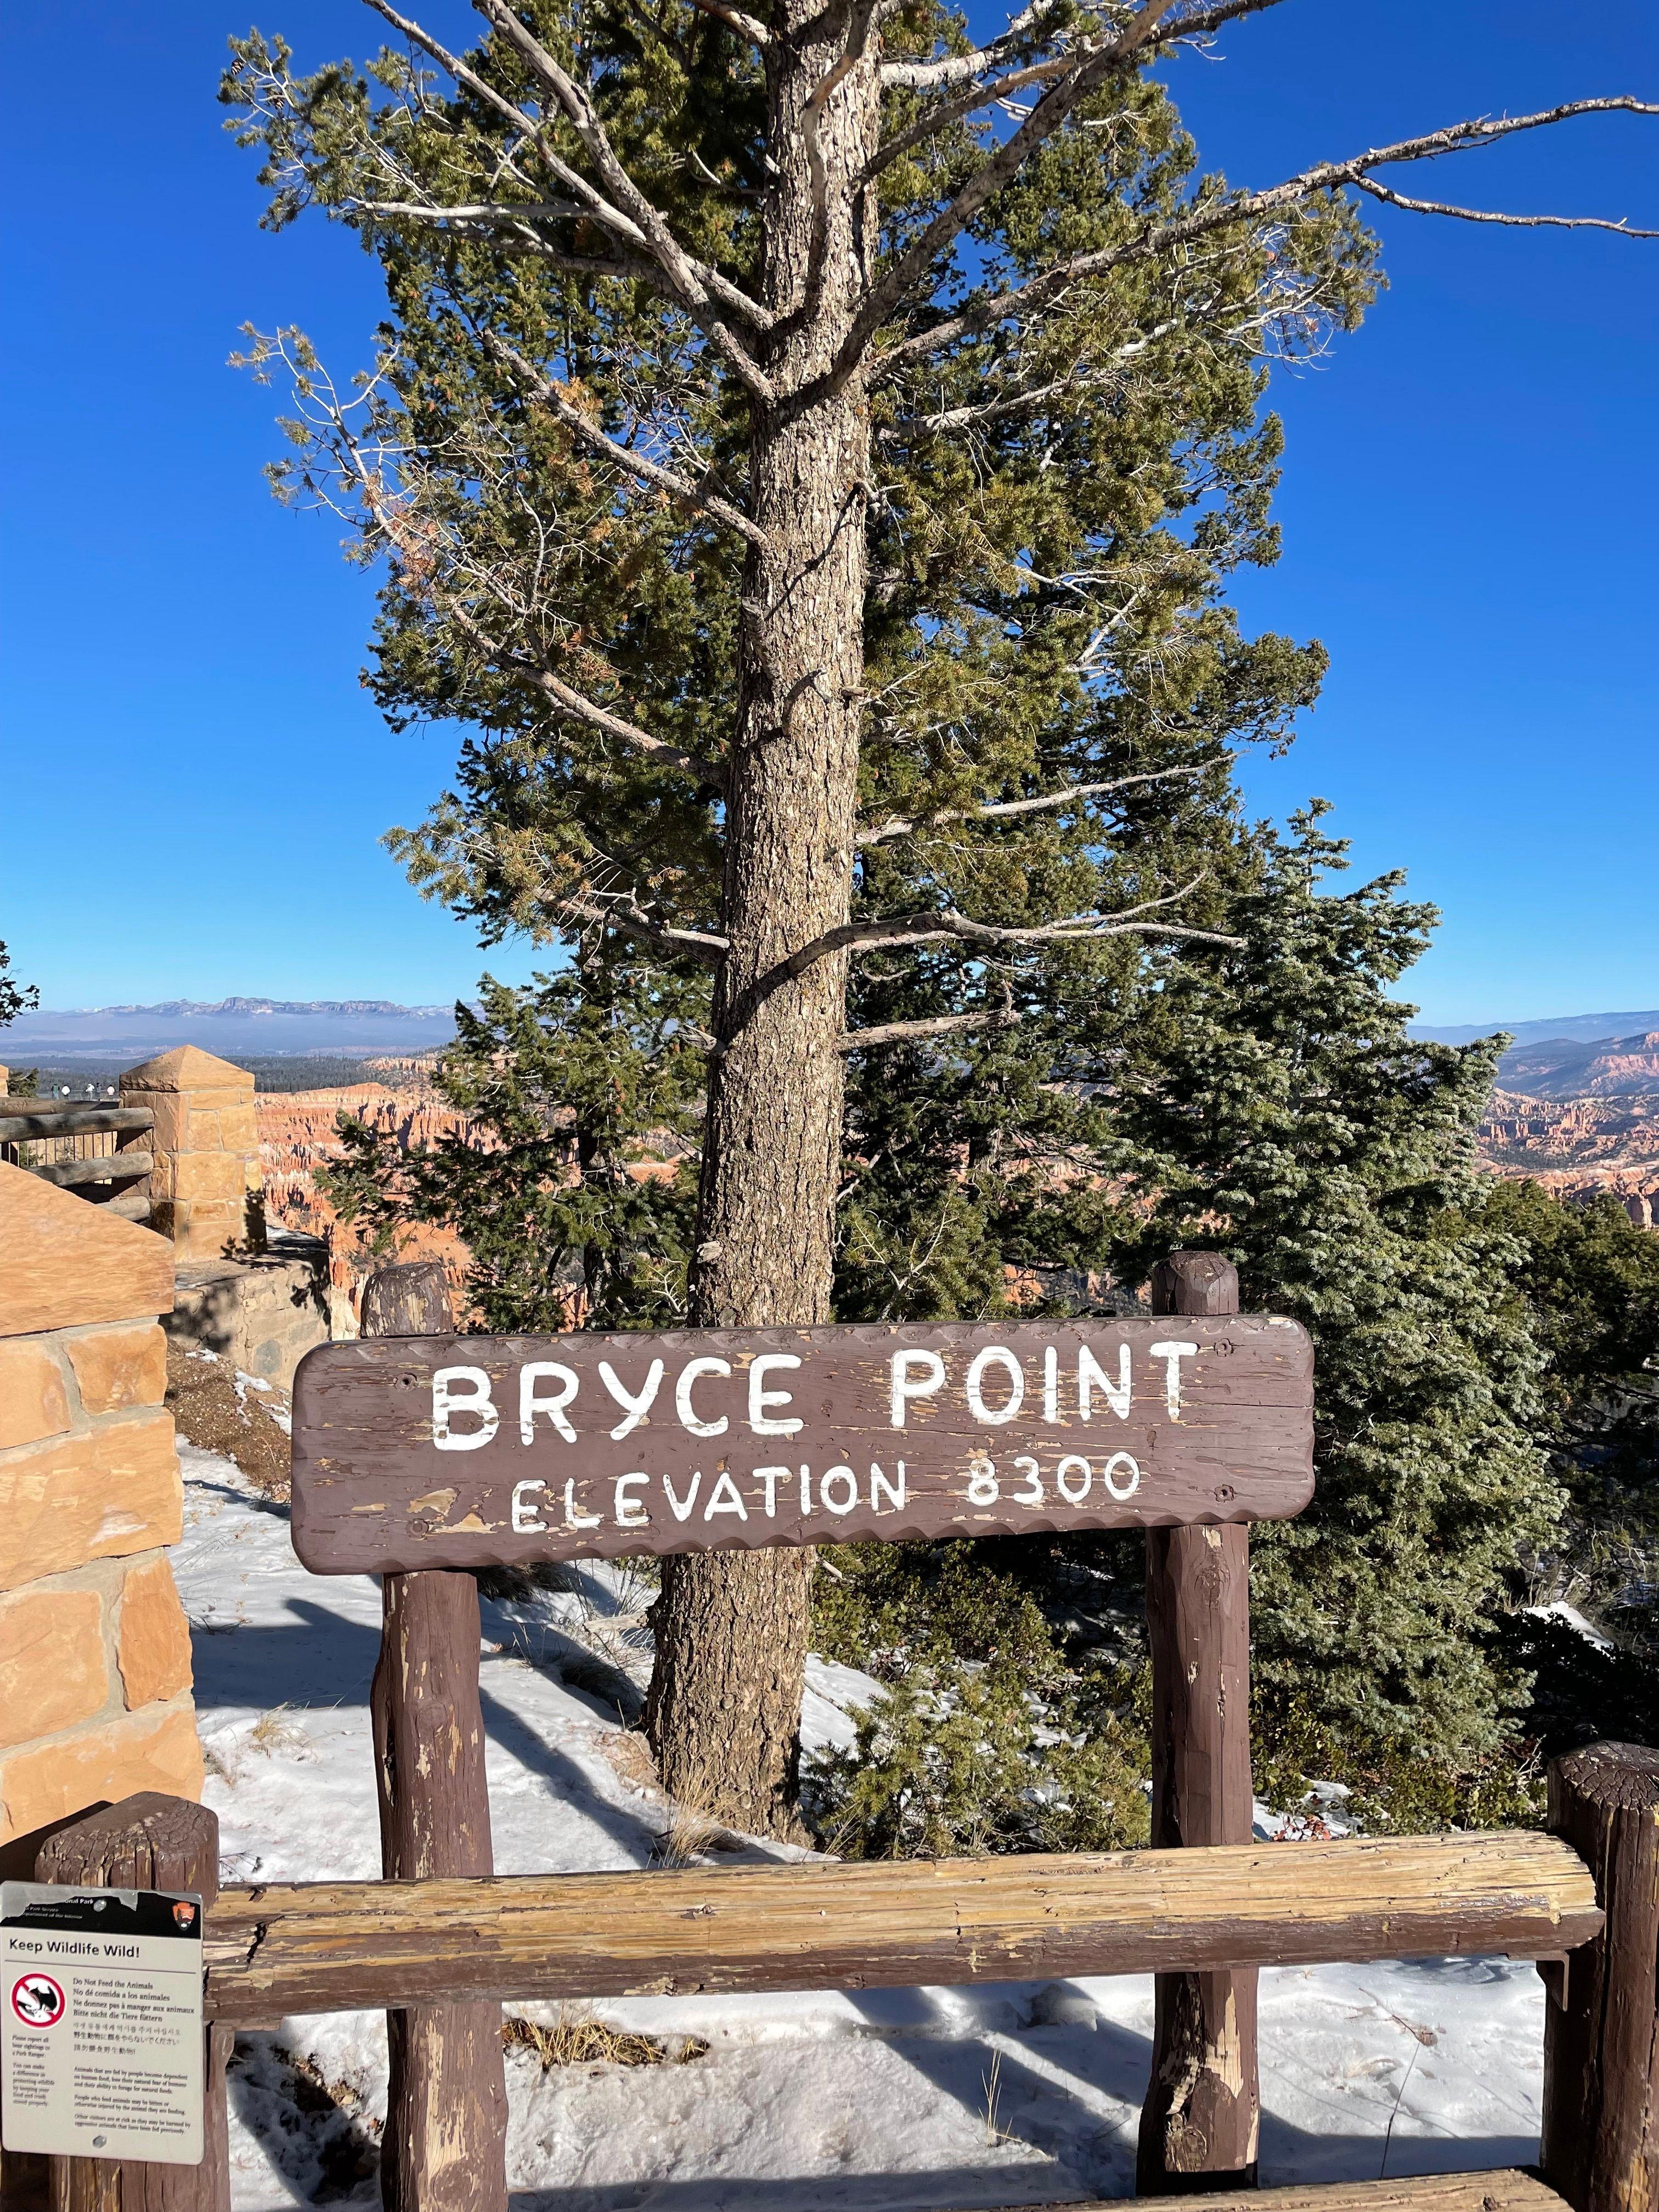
[174,1447,1545,2208]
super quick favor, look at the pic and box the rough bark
[1139,1252,1261,2191]
[1541,1740,1659,2212]
[362,1264,510,2212]
[644,0,881,1836]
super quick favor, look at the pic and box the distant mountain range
[2,998,460,1062]
[8,996,1658,1077]
[1413,1010,1659,1048]
[1489,1029,1659,1102]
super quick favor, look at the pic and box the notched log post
[1138,1252,1260,2192]
[1542,1740,1659,2212]
[35,1792,229,2212]
[363,1262,509,2212]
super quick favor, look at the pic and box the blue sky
[1,1,1655,1022]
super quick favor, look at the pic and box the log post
[1137,1251,1260,2193]
[1541,1740,1659,2211]
[362,1261,509,2212]
[32,1793,229,2212]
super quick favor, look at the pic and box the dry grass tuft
[650,1813,747,1867]
[503,2007,708,2070]
[246,1706,311,1759]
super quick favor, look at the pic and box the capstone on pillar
[120,1046,263,1262]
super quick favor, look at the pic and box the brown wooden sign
[290,1318,1313,1573]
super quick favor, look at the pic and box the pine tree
[1105,809,1562,1815]
[1482,1176,1659,1575]
[222,0,1649,1830]
[0,943,36,1035]
[325,962,706,1329]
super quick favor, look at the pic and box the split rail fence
[18,1255,1659,2212]
[0,1102,154,1222]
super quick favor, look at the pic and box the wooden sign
[291,1318,1313,1573]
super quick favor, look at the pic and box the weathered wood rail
[0,1100,155,1221]
[201,1829,1601,2024]
[16,1254,1657,2212]
[16,1747,1659,2212]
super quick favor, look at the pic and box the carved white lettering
[676,1357,731,1438]
[890,1349,946,1427]
[819,1465,858,1515]
[663,1470,703,1521]
[749,1354,804,1436]
[1148,1341,1198,1418]
[755,1466,790,1517]
[966,1346,1024,1425]
[563,1477,601,1530]
[511,1477,547,1530]
[432,1367,499,1452]
[1056,1454,1091,1503]
[1078,1344,1131,1421]
[613,1474,650,1528]
[703,1470,748,1520]
[520,1362,579,1444]
[870,1460,906,1513]
[598,1358,664,1440]
[1102,1450,1141,1499]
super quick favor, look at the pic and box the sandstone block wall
[0,1163,202,1862]
[120,1044,261,1262]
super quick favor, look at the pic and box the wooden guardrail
[0,1102,155,1222]
[16,1742,1659,2212]
[202,1829,1599,2023]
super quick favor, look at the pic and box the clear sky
[2,1,1655,1023]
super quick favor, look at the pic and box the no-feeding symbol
[10,1973,65,2028]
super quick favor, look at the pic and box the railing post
[362,1262,509,2212]
[32,1793,230,2212]
[1137,1251,1259,2193]
[1542,1740,1659,2211]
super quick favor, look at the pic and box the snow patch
[173,1454,1547,2205]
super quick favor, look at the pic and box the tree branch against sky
[223,0,1656,1832]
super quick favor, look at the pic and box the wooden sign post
[292,1310,1313,1573]
[293,1267,1316,2205]
[359,1265,509,2212]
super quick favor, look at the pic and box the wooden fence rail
[0,1101,155,1222]
[200,1830,1600,2024]
[15,1742,1659,2212]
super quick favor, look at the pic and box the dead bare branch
[733,879,1235,1023]
[837,1005,1023,1051]
[558,890,730,963]
[488,338,769,550]
[877,94,1659,373]
[684,0,769,45]
[1351,176,1659,237]
[444,600,730,788]
[879,0,1285,91]
[834,0,1182,377]
[473,0,777,396]
[363,0,776,394]
[856,766,1205,844]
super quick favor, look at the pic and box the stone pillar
[120,1045,261,1262]
[0,1163,202,1869]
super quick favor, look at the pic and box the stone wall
[0,1163,201,1869]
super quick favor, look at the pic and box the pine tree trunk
[644,7,878,1837]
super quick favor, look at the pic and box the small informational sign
[291,1316,1314,1572]
[1,1882,205,2165]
